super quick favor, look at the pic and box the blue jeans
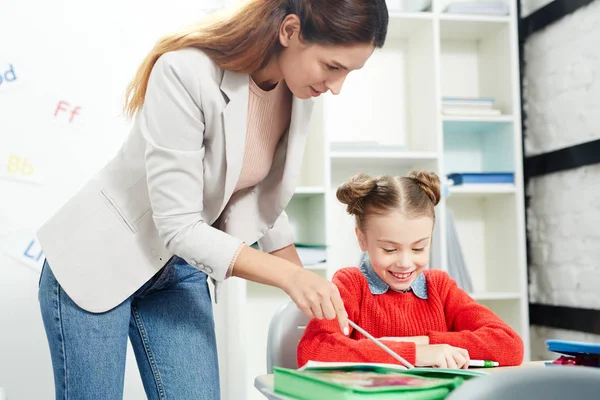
[38,256,220,400]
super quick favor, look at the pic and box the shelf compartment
[286,194,325,248]
[446,194,520,294]
[323,16,437,152]
[439,17,514,116]
[475,297,524,338]
[439,17,511,40]
[443,120,514,174]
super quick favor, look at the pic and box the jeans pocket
[141,257,178,296]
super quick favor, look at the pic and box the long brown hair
[123,0,389,118]
[336,170,442,230]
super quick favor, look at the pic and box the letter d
[5,64,17,82]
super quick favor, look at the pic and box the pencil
[347,319,415,369]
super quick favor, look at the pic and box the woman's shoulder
[154,47,225,87]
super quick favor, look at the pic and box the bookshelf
[230,1,529,399]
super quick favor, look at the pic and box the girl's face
[356,211,434,292]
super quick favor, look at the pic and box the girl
[297,171,524,369]
[36,0,389,398]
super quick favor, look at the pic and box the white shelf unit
[234,2,529,399]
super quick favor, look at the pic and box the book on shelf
[296,243,327,267]
[443,108,502,117]
[447,172,514,185]
[442,96,495,108]
[446,209,473,293]
[442,96,502,117]
[274,362,486,400]
[330,141,407,153]
[444,1,509,16]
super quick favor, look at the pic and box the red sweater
[297,268,524,367]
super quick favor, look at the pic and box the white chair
[255,301,309,400]
[266,301,309,373]
[446,365,600,400]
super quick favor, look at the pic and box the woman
[36,0,389,399]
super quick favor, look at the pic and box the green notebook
[274,364,486,400]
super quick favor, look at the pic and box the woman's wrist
[231,244,303,290]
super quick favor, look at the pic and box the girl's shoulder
[422,268,451,281]
[332,266,368,288]
[422,269,454,291]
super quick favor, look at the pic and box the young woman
[36,0,389,398]
[297,171,524,370]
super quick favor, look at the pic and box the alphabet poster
[0,1,240,399]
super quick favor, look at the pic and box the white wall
[0,1,240,399]
[522,0,600,359]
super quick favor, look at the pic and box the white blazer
[37,48,314,313]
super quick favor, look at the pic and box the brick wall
[523,0,600,360]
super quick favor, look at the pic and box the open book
[300,360,408,372]
[274,361,487,400]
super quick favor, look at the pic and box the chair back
[266,301,309,373]
[446,365,600,400]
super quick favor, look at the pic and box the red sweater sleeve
[427,271,524,366]
[296,268,416,368]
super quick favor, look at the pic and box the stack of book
[442,96,501,117]
[330,141,407,153]
[296,243,327,268]
[444,1,509,16]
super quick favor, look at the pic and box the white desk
[254,361,549,399]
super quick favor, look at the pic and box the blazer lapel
[220,69,249,208]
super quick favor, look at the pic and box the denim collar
[358,253,428,299]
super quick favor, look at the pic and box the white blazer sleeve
[257,211,295,253]
[140,51,243,282]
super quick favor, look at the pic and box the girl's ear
[356,227,368,251]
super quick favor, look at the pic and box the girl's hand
[283,267,349,336]
[415,344,470,369]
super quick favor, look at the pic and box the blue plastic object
[447,173,514,185]
[546,339,600,356]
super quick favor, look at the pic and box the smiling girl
[297,170,524,369]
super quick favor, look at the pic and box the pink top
[233,76,292,193]
[226,76,293,278]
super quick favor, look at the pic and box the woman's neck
[251,57,283,91]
